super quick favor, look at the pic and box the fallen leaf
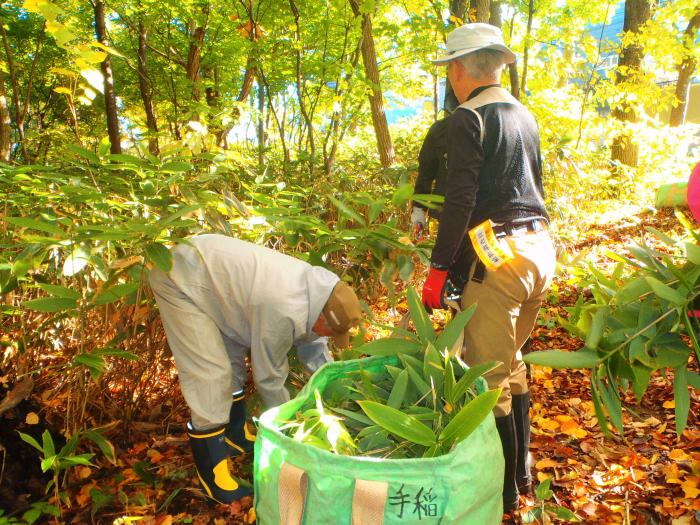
[663,400,675,409]
[671,516,694,525]
[147,448,164,464]
[536,458,559,469]
[246,507,257,524]
[538,418,560,431]
[669,449,691,462]
[25,412,39,425]
[663,463,684,484]
[681,478,699,499]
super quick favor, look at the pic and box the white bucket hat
[432,23,515,65]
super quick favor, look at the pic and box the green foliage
[16,426,114,519]
[521,478,582,524]
[282,287,500,458]
[525,215,699,436]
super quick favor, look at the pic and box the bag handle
[277,462,388,525]
[278,462,308,525]
[352,479,388,525]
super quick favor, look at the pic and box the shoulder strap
[457,87,520,146]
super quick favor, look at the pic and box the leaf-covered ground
[1,208,698,525]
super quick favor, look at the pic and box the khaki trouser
[460,230,556,417]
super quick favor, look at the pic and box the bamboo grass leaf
[23,297,77,312]
[357,400,436,447]
[597,372,623,433]
[585,307,609,350]
[353,338,421,357]
[451,361,500,403]
[434,303,477,354]
[423,342,444,392]
[36,284,81,300]
[406,286,435,343]
[387,369,409,409]
[438,388,501,444]
[523,349,600,369]
[673,364,690,437]
[645,276,685,305]
[333,407,373,426]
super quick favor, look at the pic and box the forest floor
[1,208,699,525]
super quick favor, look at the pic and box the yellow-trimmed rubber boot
[225,392,256,456]
[187,423,252,504]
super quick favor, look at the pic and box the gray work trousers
[149,268,249,430]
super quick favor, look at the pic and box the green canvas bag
[254,355,504,525]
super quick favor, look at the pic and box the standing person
[410,85,459,239]
[420,24,556,515]
[149,234,362,504]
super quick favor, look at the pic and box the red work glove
[421,267,448,312]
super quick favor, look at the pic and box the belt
[492,218,547,237]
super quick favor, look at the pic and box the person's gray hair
[456,49,506,81]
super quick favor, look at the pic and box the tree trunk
[0,20,42,160]
[186,5,208,103]
[288,0,316,173]
[0,69,12,161]
[257,74,265,167]
[507,9,520,99]
[669,8,700,127]
[349,0,394,168]
[137,19,159,155]
[260,69,290,169]
[93,0,121,154]
[519,0,534,96]
[469,0,490,22]
[450,0,467,22]
[323,31,362,175]
[489,0,501,26]
[238,56,255,102]
[611,0,651,166]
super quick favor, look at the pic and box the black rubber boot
[512,392,532,494]
[225,392,255,456]
[495,413,519,513]
[188,423,252,504]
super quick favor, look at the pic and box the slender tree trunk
[260,71,290,169]
[469,0,490,22]
[611,0,651,167]
[0,69,12,161]
[0,20,44,160]
[441,0,467,111]
[323,34,362,175]
[507,10,520,99]
[186,4,208,103]
[450,0,467,21]
[489,0,501,26]
[519,0,534,96]
[289,0,317,173]
[93,0,121,154]
[349,0,394,167]
[257,74,265,166]
[669,8,700,127]
[137,19,159,155]
[238,55,255,102]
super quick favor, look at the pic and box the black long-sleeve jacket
[413,116,450,214]
[431,85,548,269]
